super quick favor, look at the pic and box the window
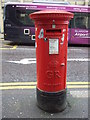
[69,12,90,29]
[68,19,74,28]
[16,10,38,26]
[74,12,89,29]
[88,15,90,29]
[75,16,87,29]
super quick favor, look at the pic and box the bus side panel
[4,26,35,44]
[4,4,36,44]
[68,28,71,44]
[69,28,90,45]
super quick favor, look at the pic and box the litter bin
[30,10,74,112]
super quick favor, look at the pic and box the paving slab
[1,89,88,119]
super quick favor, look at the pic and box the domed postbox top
[30,10,74,21]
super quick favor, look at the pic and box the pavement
[2,89,88,119]
[0,33,89,119]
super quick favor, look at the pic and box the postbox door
[36,24,68,92]
[47,37,67,92]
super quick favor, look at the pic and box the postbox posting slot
[46,29,62,35]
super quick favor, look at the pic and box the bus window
[74,13,88,29]
[68,19,74,28]
[5,6,9,19]
[16,10,38,26]
[88,14,90,29]
[75,17,86,29]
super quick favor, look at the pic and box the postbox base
[37,88,67,113]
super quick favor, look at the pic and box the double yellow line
[0,82,90,90]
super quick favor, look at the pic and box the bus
[4,2,90,45]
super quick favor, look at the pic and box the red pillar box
[30,10,74,112]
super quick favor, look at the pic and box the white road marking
[68,49,83,51]
[7,58,36,65]
[70,90,88,98]
[68,58,90,62]
[6,58,89,64]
